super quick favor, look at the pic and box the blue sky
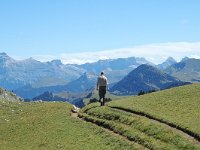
[0,0,200,64]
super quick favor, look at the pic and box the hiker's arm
[96,77,99,90]
[106,78,109,90]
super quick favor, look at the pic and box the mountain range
[165,58,200,82]
[15,72,97,99]
[78,57,150,83]
[0,52,85,90]
[0,52,150,93]
[1,52,200,102]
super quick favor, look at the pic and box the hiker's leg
[99,97,101,102]
[102,87,106,106]
[102,95,105,106]
[100,100,103,106]
[99,96,103,106]
[99,90,101,105]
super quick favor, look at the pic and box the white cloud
[13,42,200,65]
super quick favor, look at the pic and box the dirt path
[70,112,78,118]
[110,106,200,145]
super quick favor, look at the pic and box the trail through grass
[108,83,200,138]
[80,103,200,150]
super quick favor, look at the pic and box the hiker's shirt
[97,75,108,97]
[97,75,108,88]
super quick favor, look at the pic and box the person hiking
[96,71,108,106]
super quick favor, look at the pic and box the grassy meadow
[108,83,200,135]
[1,83,200,149]
[0,100,142,150]
[80,83,200,149]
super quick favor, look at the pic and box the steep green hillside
[80,83,200,149]
[108,83,200,135]
[0,100,141,150]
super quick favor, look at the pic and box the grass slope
[108,83,200,136]
[1,83,200,149]
[80,104,200,149]
[80,83,200,149]
[0,100,143,150]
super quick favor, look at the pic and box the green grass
[0,100,143,150]
[1,83,200,149]
[80,83,200,149]
[108,83,200,136]
[80,103,200,150]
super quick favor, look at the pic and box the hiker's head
[101,71,104,75]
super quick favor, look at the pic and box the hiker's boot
[99,98,103,106]
[102,98,105,106]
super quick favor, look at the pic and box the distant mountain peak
[80,72,96,80]
[0,52,8,56]
[134,64,157,71]
[157,57,177,70]
[21,57,41,64]
[181,57,190,62]
[131,64,163,76]
[26,57,37,61]
[50,59,63,66]
[0,52,15,64]
[166,57,177,63]
[0,52,11,59]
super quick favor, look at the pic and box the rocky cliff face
[0,87,23,102]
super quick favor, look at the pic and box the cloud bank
[15,42,200,65]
